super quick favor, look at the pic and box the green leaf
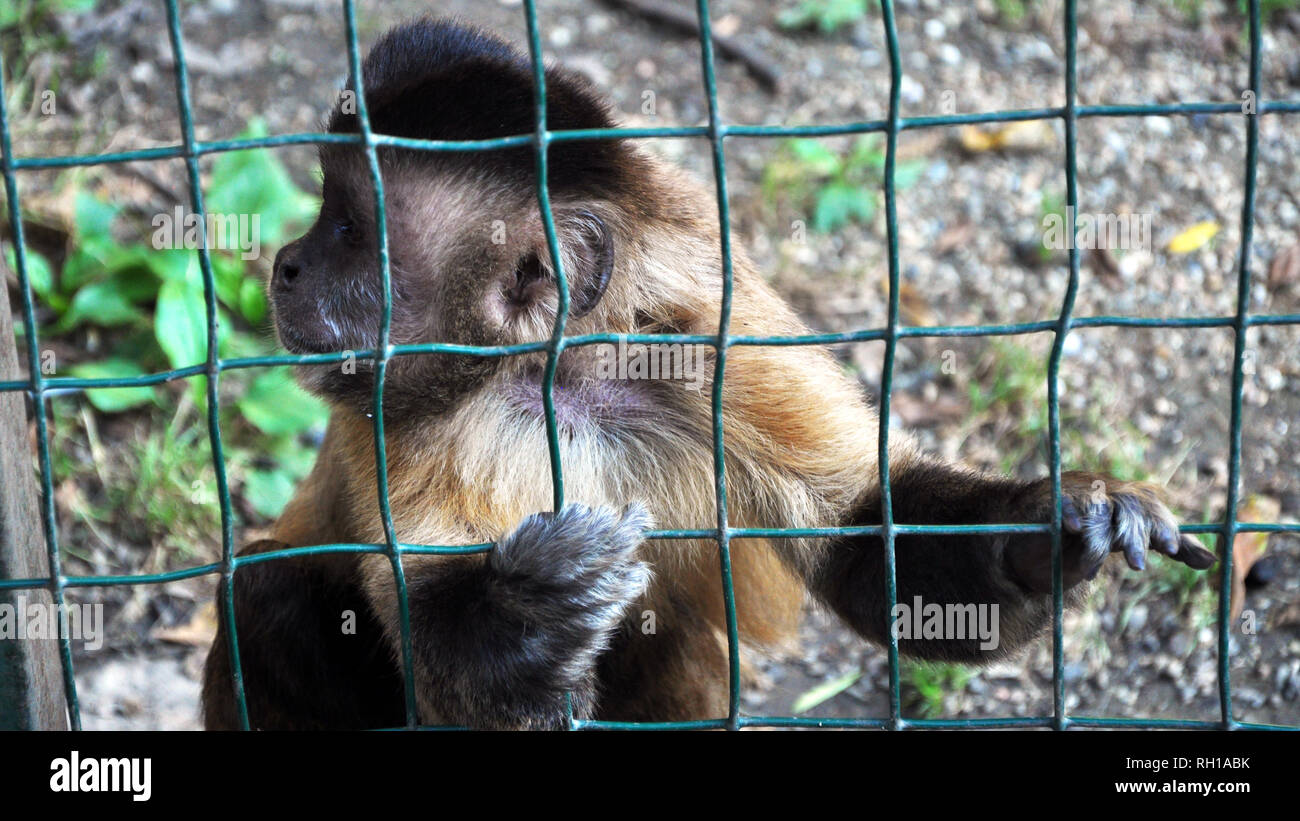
[776,3,814,29]
[813,183,875,232]
[67,359,156,413]
[777,0,868,33]
[73,192,120,240]
[217,324,265,359]
[792,670,862,713]
[4,244,55,302]
[52,280,143,332]
[206,119,319,246]
[54,0,99,13]
[61,242,149,295]
[211,254,245,313]
[154,257,208,368]
[237,367,328,437]
[146,248,197,284]
[786,139,841,177]
[238,278,267,324]
[893,159,927,190]
[64,244,158,299]
[848,136,885,171]
[266,435,319,478]
[243,468,297,519]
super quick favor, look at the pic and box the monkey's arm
[202,543,408,730]
[203,506,649,730]
[392,505,652,729]
[812,461,1216,662]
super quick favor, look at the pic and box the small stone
[1126,604,1148,634]
[900,74,924,105]
[130,62,155,85]
[1146,117,1173,137]
[548,27,572,48]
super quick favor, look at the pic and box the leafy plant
[965,339,1049,474]
[0,0,103,105]
[763,136,925,234]
[1169,0,1206,22]
[994,0,1032,24]
[0,0,95,29]
[5,120,328,526]
[902,661,973,718]
[1237,0,1300,18]
[1037,189,1067,264]
[777,0,870,33]
[964,338,1159,481]
[47,394,219,561]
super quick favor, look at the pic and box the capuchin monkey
[201,17,1216,730]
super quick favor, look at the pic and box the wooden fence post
[0,257,68,729]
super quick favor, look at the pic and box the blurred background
[1,0,1297,729]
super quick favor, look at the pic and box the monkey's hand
[474,503,653,728]
[1003,472,1216,594]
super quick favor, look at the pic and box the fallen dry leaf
[1087,247,1122,288]
[1267,242,1300,293]
[151,600,218,647]
[1226,495,1281,621]
[1166,221,1220,254]
[1270,600,1300,631]
[933,220,976,257]
[879,278,936,326]
[957,120,1054,154]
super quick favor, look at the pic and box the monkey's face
[270,155,617,420]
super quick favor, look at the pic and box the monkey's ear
[560,209,614,319]
[504,210,613,320]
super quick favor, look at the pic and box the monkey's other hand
[483,503,653,727]
[1004,473,1216,594]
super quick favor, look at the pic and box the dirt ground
[4,0,1298,729]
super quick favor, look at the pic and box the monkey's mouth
[276,318,350,356]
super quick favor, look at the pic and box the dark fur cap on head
[327,17,634,196]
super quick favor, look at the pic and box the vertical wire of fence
[1,0,1299,730]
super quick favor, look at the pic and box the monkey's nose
[272,250,300,293]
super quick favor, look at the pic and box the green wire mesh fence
[2,0,1300,731]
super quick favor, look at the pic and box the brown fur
[256,140,898,719]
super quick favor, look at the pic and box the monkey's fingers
[1151,530,1218,569]
[1063,489,1217,579]
[1060,496,1112,580]
[1110,493,1152,572]
[1141,515,1218,569]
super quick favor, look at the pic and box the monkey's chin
[275,322,351,356]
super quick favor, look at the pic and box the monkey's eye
[333,219,357,242]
